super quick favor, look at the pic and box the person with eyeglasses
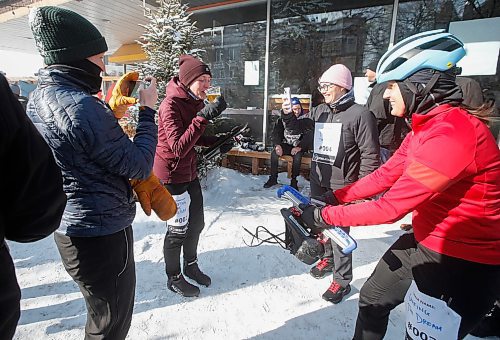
[299,64,380,304]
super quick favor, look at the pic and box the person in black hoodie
[365,62,409,163]
[0,73,66,340]
[264,97,313,189]
[299,64,379,304]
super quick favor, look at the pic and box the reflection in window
[197,22,266,111]
[269,1,393,108]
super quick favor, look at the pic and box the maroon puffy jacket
[153,77,217,184]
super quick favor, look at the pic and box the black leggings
[353,232,500,340]
[163,178,205,277]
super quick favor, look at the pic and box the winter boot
[263,176,278,188]
[470,304,500,338]
[184,259,211,287]
[290,178,298,190]
[322,281,351,304]
[310,257,334,279]
[167,273,200,297]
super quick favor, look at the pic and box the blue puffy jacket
[27,67,157,237]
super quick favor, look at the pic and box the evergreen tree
[137,0,202,102]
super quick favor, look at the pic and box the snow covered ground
[8,168,490,339]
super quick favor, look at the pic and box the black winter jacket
[27,67,157,237]
[0,73,66,244]
[366,82,409,150]
[302,101,380,190]
[271,111,314,149]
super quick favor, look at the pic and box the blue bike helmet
[376,29,466,83]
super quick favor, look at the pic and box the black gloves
[314,191,339,206]
[197,96,227,121]
[300,204,328,233]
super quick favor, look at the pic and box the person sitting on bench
[264,97,313,190]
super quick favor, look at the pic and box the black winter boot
[167,273,200,297]
[263,176,278,188]
[184,259,211,287]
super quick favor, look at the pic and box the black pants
[0,241,21,340]
[163,178,205,277]
[270,144,303,180]
[54,226,135,340]
[310,181,352,288]
[353,232,500,340]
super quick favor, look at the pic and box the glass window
[268,0,394,144]
[194,2,268,142]
[395,0,500,141]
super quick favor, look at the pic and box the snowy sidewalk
[9,168,485,339]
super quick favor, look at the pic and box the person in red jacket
[301,30,500,339]
[154,55,227,297]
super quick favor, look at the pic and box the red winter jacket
[153,77,217,184]
[323,104,500,265]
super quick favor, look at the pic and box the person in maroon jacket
[153,55,227,297]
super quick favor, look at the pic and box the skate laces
[316,258,331,270]
[242,226,286,249]
[327,281,342,293]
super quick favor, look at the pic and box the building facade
[189,0,500,144]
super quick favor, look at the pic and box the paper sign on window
[244,61,259,85]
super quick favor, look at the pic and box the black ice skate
[184,259,211,287]
[167,273,200,297]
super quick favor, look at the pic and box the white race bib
[404,281,461,340]
[167,191,191,227]
[312,122,342,165]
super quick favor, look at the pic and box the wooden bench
[223,149,311,178]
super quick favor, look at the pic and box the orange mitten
[130,173,177,221]
[108,71,140,119]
